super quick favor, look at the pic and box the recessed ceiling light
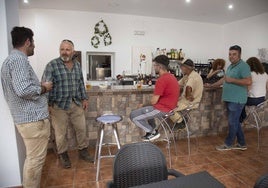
[186,0,191,3]
[23,0,29,3]
[228,4,233,9]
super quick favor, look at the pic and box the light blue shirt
[222,59,251,104]
[1,49,49,124]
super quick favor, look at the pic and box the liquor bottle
[178,49,183,60]
[167,52,171,59]
[163,48,167,55]
[174,49,178,60]
[175,66,179,77]
[171,49,175,60]
[148,75,152,86]
[156,48,160,57]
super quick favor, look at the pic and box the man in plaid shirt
[42,39,93,168]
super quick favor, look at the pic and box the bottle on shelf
[178,49,184,60]
[174,49,178,60]
[175,66,179,77]
[162,48,167,55]
[154,48,160,58]
[167,52,172,59]
[171,49,175,60]
[147,75,152,86]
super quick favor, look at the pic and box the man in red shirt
[130,55,180,141]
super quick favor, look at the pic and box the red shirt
[153,73,180,112]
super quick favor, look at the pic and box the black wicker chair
[107,142,184,188]
[254,174,268,188]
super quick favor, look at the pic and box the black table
[130,171,225,188]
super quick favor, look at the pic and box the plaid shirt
[42,57,88,110]
[1,49,49,124]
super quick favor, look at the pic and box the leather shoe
[79,148,94,163]
[59,151,71,169]
[173,121,186,131]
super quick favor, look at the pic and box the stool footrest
[99,155,116,159]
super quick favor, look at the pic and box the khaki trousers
[50,102,88,154]
[170,98,199,123]
[16,119,50,188]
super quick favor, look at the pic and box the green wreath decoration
[91,35,100,48]
[104,33,112,46]
[94,20,109,37]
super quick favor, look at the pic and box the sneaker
[59,151,71,168]
[143,130,160,141]
[232,144,247,151]
[142,132,152,140]
[79,148,94,163]
[173,121,186,131]
[216,144,232,151]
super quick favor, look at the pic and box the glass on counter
[85,81,91,90]
[136,81,142,89]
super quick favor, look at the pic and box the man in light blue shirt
[207,45,252,151]
[1,27,53,187]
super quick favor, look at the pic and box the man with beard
[42,39,93,168]
[1,26,53,187]
[130,55,179,141]
[169,59,203,130]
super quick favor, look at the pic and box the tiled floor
[40,127,268,188]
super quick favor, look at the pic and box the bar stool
[244,100,268,150]
[155,110,178,168]
[175,103,200,156]
[94,114,122,181]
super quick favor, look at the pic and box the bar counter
[65,85,268,148]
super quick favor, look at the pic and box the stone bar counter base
[64,85,268,149]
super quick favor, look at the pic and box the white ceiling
[19,0,268,24]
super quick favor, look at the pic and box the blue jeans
[225,102,246,146]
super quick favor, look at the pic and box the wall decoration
[91,35,100,48]
[131,46,153,75]
[258,48,268,63]
[104,33,112,46]
[91,20,112,48]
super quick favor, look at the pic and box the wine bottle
[179,49,183,60]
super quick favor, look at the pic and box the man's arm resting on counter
[225,76,252,86]
[210,77,225,87]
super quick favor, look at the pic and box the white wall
[0,0,22,187]
[223,13,268,62]
[19,9,224,79]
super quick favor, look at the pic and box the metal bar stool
[244,100,268,150]
[175,103,200,156]
[155,110,178,168]
[94,114,122,181]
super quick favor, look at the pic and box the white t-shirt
[248,72,268,98]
